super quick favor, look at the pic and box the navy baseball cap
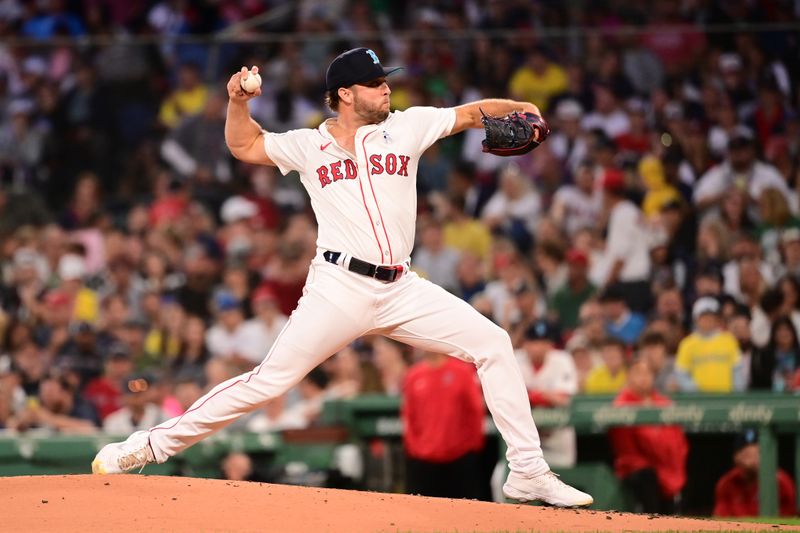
[325,47,401,91]
[524,320,558,343]
[733,429,758,453]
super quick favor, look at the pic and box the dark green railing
[320,392,800,517]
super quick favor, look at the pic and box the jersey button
[375,221,381,227]
[384,251,389,257]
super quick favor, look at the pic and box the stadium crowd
[0,0,799,515]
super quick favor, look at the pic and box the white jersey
[263,107,456,265]
[693,160,797,213]
[552,185,601,236]
[514,349,579,396]
[514,349,578,467]
[605,200,652,283]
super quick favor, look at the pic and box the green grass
[389,516,800,532]
[391,523,800,533]
[717,516,800,525]
[398,529,779,533]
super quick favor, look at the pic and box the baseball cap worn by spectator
[69,320,95,336]
[692,297,720,320]
[782,228,800,245]
[106,342,131,362]
[251,285,278,307]
[728,126,755,150]
[565,248,588,267]
[58,254,87,281]
[45,289,71,308]
[220,196,258,224]
[525,320,559,343]
[733,429,758,453]
[215,291,241,312]
[719,53,743,73]
[556,99,583,121]
[325,47,402,90]
[602,168,626,194]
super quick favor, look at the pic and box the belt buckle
[385,265,404,282]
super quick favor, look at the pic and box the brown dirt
[0,475,795,533]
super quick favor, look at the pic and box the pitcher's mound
[0,475,792,532]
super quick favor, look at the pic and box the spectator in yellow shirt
[159,63,209,129]
[675,297,744,392]
[57,253,99,324]
[584,337,628,394]
[508,46,568,113]
[442,193,492,261]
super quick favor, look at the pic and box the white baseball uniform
[148,106,549,477]
[515,349,578,467]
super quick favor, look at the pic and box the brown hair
[638,331,667,349]
[759,187,791,227]
[599,336,627,351]
[324,89,340,112]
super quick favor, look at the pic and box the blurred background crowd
[0,0,799,516]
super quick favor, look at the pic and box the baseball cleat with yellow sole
[91,431,156,475]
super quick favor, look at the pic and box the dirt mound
[0,475,792,532]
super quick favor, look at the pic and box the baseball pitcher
[92,47,591,507]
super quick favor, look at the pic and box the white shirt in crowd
[514,349,578,467]
[693,160,796,213]
[103,404,166,435]
[749,306,800,349]
[206,322,252,361]
[604,200,652,283]
[237,313,290,364]
[481,188,542,236]
[548,132,589,175]
[581,109,631,139]
[482,280,546,327]
[551,184,601,236]
[722,259,778,305]
[245,405,308,433]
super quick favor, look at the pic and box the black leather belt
[323,251,405,283]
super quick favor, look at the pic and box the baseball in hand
[240,69,262,94]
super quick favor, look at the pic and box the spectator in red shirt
[714,430,797,517]
[82,342,134,421]
[401,351,485,499]
[614,99,651,156]
[609,358,688,514]
[148,173,189,228]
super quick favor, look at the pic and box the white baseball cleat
[92,431,156,475]
[503,471,594,507]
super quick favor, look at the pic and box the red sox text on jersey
[316,153,411,188]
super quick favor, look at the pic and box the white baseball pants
[148,251,549,477]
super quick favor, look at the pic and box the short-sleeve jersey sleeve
[394,107,456,155]
[263,129,311,175]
